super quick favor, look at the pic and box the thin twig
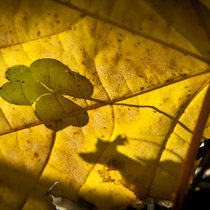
[174,84,210,210]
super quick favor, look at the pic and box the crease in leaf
[0,58,93,130]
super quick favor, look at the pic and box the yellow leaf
[0,0,210,209]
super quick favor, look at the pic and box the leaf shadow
[0,136,182,209]
[79,135,182,199]
[0,58,94,131]
[0,160,94,209]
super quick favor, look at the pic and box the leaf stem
[174,83,210,210]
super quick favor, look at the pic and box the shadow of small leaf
[0,65,49,105]
[0,58,93,130]
[0,82,31,105]
[35,94,89,130]
[30,58,93,99]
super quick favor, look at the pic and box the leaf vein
[53,0,210,65]
[147,79,210,197]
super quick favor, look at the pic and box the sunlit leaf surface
[0,0,210,209]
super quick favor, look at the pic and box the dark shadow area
[146,0,210,58]
[80,135,182,199]
[0,136,182,209]
[0,58,94,130]
[2,138,209,210]
[0,160,50,209]
[0,160,94,210]
[182,139,210,210]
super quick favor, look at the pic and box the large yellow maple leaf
[0,0,210,209]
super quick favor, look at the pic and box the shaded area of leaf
[0,160,54,209]
[35,94,89,130]
[54,0,210,62]
[146,0,210,58]
[0,159,92,210]
[192,0,210,42]
[0,59,93,130]
[0,135,184,209]
[0,0,84,47]
[79,135,182,199]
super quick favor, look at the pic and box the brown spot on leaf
[181,73,188,77]
[172,72,176,76]
[107,159,123,170]
[37,31,41,36]
[34,152,39,158]
[80,13,86,17]
[169,59,176,69]
[165,78,173,83]
[146,49,150,55]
